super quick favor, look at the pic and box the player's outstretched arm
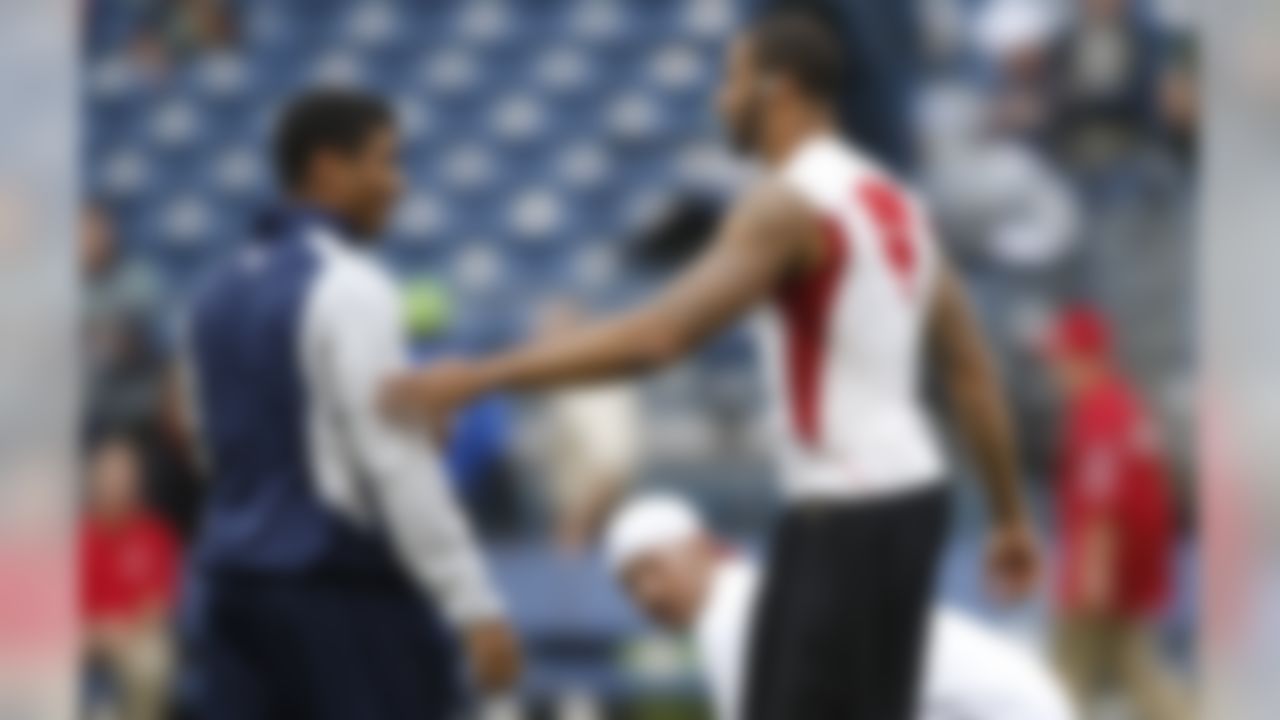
[383,183,817,421]
[928,261,1040,601]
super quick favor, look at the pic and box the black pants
[745,485,949,720]
[183,572,461,720]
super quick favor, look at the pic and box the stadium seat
[85,0,744,318]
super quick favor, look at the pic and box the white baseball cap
[603,494,705,576]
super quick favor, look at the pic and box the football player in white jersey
[603,494,1076,720]
[385,12,1038,720]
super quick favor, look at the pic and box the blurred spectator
[80,436,180,720]
[135,366,205,541]
[1047,0,1161,171]
[919,81,1081,271]
[131,0,238,58]
[81,203,163,438]
[163,0,239,55]
[89,0,239,80]
[532,300,641,552]
[976,0,1060,140]
[1157,50,1198,165]
[1040,306,1188,720]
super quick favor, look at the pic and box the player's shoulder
[784,134,929,210]
[732,177,819,230]
[309,227,400,318]
[314,229,397,297]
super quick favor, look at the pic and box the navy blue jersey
[184,207,501,623]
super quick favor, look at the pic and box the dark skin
[400,180,817,393]
[927,266,1040,599]
[385,34,1039,602]
[288,124,522,692]
[293,126,405,238]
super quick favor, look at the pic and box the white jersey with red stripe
[756,133,947,502]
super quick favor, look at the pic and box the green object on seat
[401,277,451,340]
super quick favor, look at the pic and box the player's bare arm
[928,261,1040,600]
[382,182,820,423]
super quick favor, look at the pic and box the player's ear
[309,147,347,188]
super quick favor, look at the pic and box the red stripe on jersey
[777,216,849,446]
[857,180,916,298]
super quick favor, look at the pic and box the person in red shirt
[80,435,179,720]
[1041,305,1189,720]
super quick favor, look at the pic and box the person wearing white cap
[604,495,1076,720]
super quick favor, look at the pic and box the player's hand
[463,619,522,693]
[381,360,486,428]
[985,519,1040,602]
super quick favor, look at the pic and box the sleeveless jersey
[756,134,947,501]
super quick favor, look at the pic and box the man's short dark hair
[748,11,844,103]
[272,89,394,189]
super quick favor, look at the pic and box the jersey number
[857,180,916,297]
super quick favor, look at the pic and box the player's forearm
[949,375,1027,526]
[931,265,1029,527]
[477,310,686,392]
[469,186,811,395]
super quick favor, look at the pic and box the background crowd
[79,0,1197,718]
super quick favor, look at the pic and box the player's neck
[760,111,836,170]
[286,191,360,238]
[290,189,344,220]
